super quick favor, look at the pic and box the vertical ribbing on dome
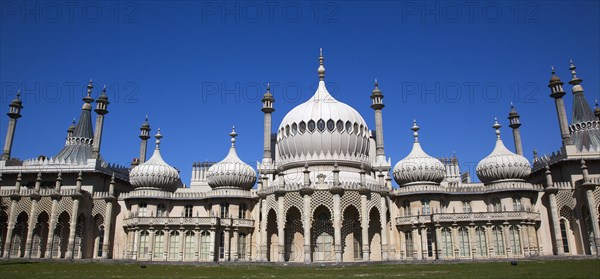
[567,60,600,152]
[318,48,325,81]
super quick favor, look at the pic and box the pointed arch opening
[312,205,334,262]
[284,206,303,262]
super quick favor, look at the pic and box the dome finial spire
[318,48,325,81]
[411,119,420,142]
[493,117,501,139]
[155,128,162,149]
[229,126,238,146]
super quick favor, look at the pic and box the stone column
[581,160,600,255]
[232,229,239,261]
[412,228,420,259]
[209,227,216,261]
[132,229,139,260]
[420,226,428,260]
[380,194,389,261]
[194,227,201,262]
[545,167,563,255]
[435,225,442,260]
[276,193,285,262]
[519,223,529,256]
[224,229,230,261]
[301,188,313,263]
[24,173,42,258]
[46,173,62,259]
[359,188,370,261]
[503,224,511,257]
[179,229,184,261]
[102,175,116,259]
[332,191,342,263]
[66,198,81,259]
[148,229,155,260]
[259,197,268,261]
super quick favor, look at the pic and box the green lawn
[0,259,598,278]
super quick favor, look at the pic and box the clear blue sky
[1,1,599,186]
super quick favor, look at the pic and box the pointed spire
[155,128,162,149]
[318,48,326,81]
[492,117,503,141]
[411,119,420,143]
[594,99,600,120]
[229,126,238,147]
[568,59,583,90]
[83,79,94,104]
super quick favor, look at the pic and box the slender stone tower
[508,103,523,155]
[548,67,571,146]
[92,85,110,159]
[261,83,275,172]
[2,90,23,160]
[371,79,386,164]
[139,116,151,163]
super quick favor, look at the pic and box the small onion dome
[97,85,109,101]
[476,119,531,184]
[67,118,76,133]
[207,127,257,190]
[549,66,561,83]
[10,91,22,106]
[393,120,445,186]
[130,129,180,191]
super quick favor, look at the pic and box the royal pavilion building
[0,52,599,263]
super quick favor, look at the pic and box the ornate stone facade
[0,54,598,262]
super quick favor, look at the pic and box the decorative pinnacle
[110,173,116,183]
[411,119,420,142]
[230,126,238,146]
[267,82,270,92]
[16,90,21,99]
[87,79,93,96]
[318,48,325,81]
[155,128,162,148]
[551,65,555,74]
[493,117,501,139]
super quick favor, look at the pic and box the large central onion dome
[207,127,257,190]
[130,129,181,191]
[393,120,445,186]
[277,49,370,167]
[476,119,531,184]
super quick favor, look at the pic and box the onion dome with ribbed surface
[207,127,257,190]
[276,49,370,167]
[393,120,445,186]
[476,119,531,184]
[130,129,180,191]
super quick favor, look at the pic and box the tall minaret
[261,83,275,165]
[370,79,387,166]
[2,91,23,161]
[139,115,151,163]
[508,103,523,155]
[548,66,571,146]
[92,85,110,159]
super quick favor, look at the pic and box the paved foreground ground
[1,257,598,278]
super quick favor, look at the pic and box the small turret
[508,103,523,155]
[2,90,24,160]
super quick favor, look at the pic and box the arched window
[491,198,501,212]
[200,231,211,261]
[169,231,180,260]
[138,202,147,217]
[458,228,470,257]
[239,203,247,219]
[421,199,430,215]
[513,197,522,211]
[184,205,193,218]
[308,120,315,132]
[405,230,414,258]
[560,219,570,253]
[442,228,453,258]
[291,123,298,135]
[476,227,487,257]
[157,204,167,217]
[220,203,229,218]
[492,226,504,255]
[138,231,150,259]
[403,200,410,216]
[327,119,335,132]
[184,231,195,260]
[154,231,165,260]
[238,233,247,260]
[462,201,472,213]
[336,120,344,132]
[299,121,306,134]
[509,226,521,255]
